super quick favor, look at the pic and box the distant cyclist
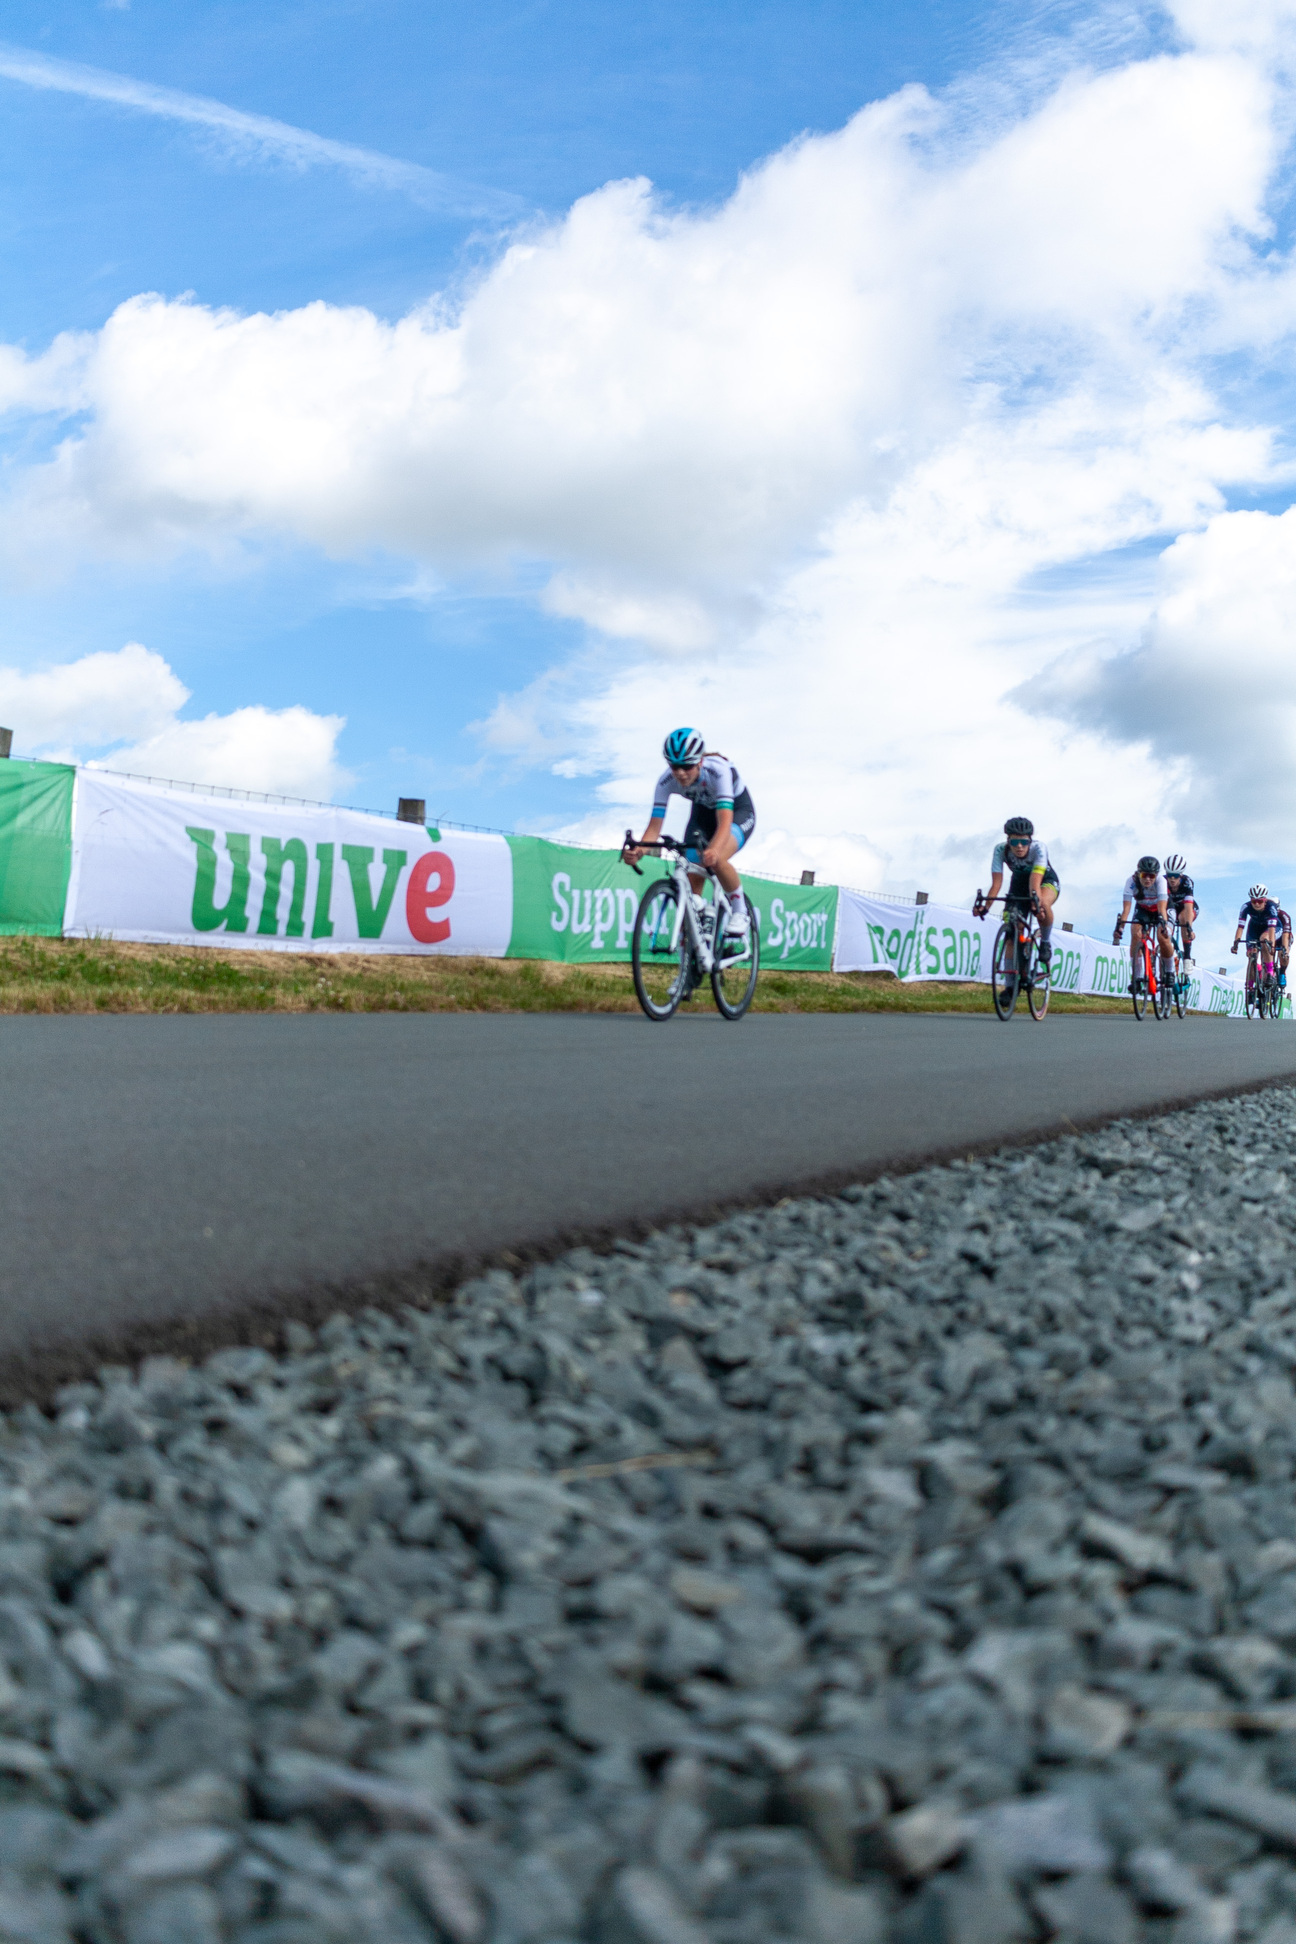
[1163,854,1197,962]
[1278,905,1293,991]
[1114,857,1173,989]
[974,817,1058,963]
[1233,884,1282,994]
[624,729,756,949]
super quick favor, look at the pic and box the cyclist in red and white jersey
[1114,856,1173,990]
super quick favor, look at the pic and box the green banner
[504,834,837,970]
[0,760,75,937]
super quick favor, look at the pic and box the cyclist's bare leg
[1037,880,1058,958]
[1179,899,1196,958]
[700,826,742,900]
[1246,944,1259,993]
[1158,919,1174,972]
[1130,922,1146,982]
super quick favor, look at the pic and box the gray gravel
[8,1093,1296,1939]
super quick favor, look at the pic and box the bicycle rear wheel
[992,923,1018,1020]
[712,907,760,1020]
[632,880,689,1021]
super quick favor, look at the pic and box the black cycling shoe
[1038,940,1052,966]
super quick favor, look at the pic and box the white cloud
[3,3,1296,912]
[0,642,184,747]
[1019,505,1296,854]
[105,704,348,801]
[0,644,346,800]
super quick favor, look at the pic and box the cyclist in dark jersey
[625,727,757,948]
[1277,906,1293,990]
[1163,854,1196,962]
[1232,885,1282,996]
[973,816,1059,963]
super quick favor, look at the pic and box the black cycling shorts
[1005,863,1059,910]
[683,789,756,862]
[1246,915,1277,945]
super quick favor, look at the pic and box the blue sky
[0,0,1021,831]
[2,0,1296,955]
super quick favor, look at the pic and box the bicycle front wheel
[1173,959,1187,1018]
[1131,966,1147,1020]
[632,879,689,1021]
[992,924,1018,1020]
[1153,963,1172,1019]
[712,908,760,1020]
[1027,946,1050,1021]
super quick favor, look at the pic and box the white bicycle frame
[651,846,742,975]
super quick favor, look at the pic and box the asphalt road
[6,1011,1296,1377]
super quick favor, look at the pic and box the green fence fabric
[505,834,838,969]
[0,761,75,936]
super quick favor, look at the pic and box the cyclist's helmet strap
[1003,816,1033,838]
[1137,855,1159,876]
[663,726,705,767]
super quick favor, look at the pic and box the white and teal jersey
[652,754,745,819]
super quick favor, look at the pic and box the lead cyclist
[623,727,757,949]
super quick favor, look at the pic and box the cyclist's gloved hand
[1231,942,1239,955]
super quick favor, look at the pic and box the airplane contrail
[0,41,523,220]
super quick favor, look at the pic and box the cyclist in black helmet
[973,817,1059,964]
[624,727,757,949]
[1114,857,1173,990]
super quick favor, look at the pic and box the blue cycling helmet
[663,726,705,768]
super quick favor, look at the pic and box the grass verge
[0,935,1147,1015]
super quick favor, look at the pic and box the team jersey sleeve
[650,768,676,819]
[708,757,736,811]
[991,841,1007,873]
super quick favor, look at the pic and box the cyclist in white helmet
[624,727,756,947]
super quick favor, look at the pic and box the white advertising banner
[65,771,513,956]
[833,888,1279,1018]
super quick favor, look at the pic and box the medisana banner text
[834,887,1270,1016]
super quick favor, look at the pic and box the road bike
[976,891,1050,1021]
[1166,913,1192,1020]
[623,831,760,1022]
[1245,942,1281,1020]
[1119,917,1172,1020]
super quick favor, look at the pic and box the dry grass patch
[0,936,1144,1015]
